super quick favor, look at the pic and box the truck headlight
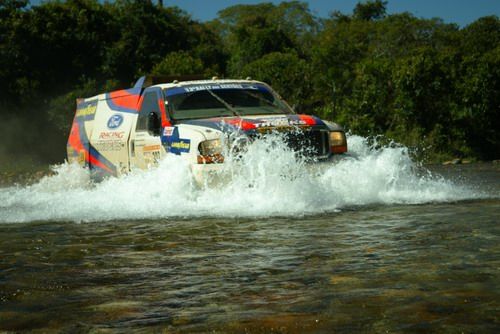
[199,139,222,155]
[198,139,224,164]
[329,131,347,153]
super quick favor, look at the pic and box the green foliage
[101,0,199,82]
[240,52,312,111]
[151,51,204,76]
[457,45,500,159]
[46,77,105,133]
[0,1,498,163]
[460,16,500,56]
[215,1,318,75]
[353,0,387,21]
[338,57,394,135]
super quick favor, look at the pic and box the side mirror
[147,112,161,136]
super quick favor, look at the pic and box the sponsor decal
[289,119,308,126]
[107,114,124,129]
[184,83,257,92]
[163,127,174,137]
[257,126,292,134]
[143,144,161,152]
[166,83,266,97]
[255,117,291,128]
[76,100,98,118]
[99,131,125,140]
[95,141,125,152]
[161,126,191,154]
[170,140,191,152]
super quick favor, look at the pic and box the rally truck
[66,76,347,182]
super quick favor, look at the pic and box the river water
[0,136,498,333]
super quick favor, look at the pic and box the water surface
[0,136,498,333]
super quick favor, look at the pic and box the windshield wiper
[206,89,241,118]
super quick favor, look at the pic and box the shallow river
[0,136,498,333]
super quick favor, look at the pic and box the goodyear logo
[169,139,191,154]
[76,101,97,117]
[171,140,190,150]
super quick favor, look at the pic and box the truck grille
[283,129,329,159]
[246,128,330,159]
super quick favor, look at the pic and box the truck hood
[176,114,327,134]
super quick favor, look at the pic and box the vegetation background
[1,0,499,170]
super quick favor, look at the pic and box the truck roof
[78,77,266,103]
[149,78,264,90]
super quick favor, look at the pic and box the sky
[163,0,500,27]
[26,0,500,27]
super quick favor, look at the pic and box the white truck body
[67,77,347,182]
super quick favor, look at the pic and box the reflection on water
[0,135,498,332]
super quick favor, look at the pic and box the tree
[240,52,312,111]
[338,57,394,135]
[151,51,204,76]
[311,17,374,114]
[214,1,318,75]
[353,0,387,21]
[101,0,195,83]
[457,45,500,159]
[1,0,498,163]
[460,16,500,56]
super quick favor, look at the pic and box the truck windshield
[163,84,293,121]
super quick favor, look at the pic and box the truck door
[129,88,165,170]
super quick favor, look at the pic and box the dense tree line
[0,0,498,165]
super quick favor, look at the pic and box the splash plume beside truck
[66,76,348,182]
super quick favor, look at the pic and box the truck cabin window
[137,91,160,131]
[164,86,293,121]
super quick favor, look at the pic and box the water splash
[0,135,487,223]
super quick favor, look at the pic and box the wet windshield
[164,84,293,120]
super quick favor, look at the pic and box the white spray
[0,135,486,223]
